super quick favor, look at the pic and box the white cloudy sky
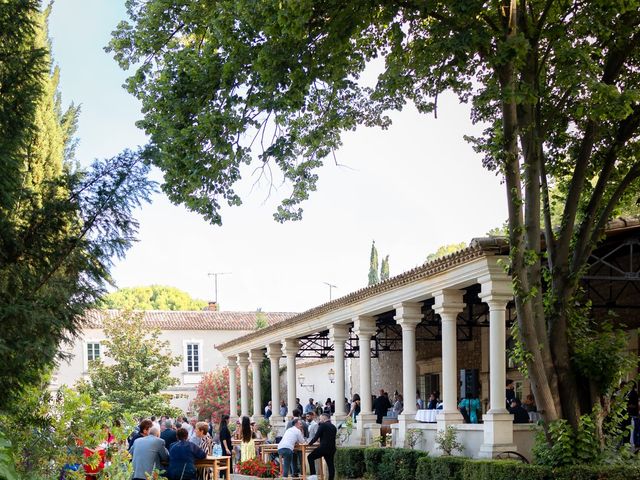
[49,1,508,313]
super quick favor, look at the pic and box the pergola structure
[216,218,640,459]
[218,238,520,457]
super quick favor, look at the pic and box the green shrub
[418,455,470,480]
[363,447,386,478]
[461,459,551,480]
[335,447,366,479]
[376,448,428,480]
[554,464,640,480]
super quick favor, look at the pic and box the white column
[238,352,250,418]
[395,302,423,416]
[479,273,516,457]
[433,290,464,428]
[267,343,283,424]
[249,349,265,421]
[394,302,423,447]
[329,324,350,417]
[228,357,238,419]
[282,339,299,419]
[353,316,377,427]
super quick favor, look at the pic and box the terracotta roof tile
[216,242,503,350]
[83,309,295,331]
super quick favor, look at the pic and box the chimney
[207,301,218,311]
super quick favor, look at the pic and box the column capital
[353,316,377,338]
[394,302,423,328]
[249,349,265,364]
[227,356,238,368]
[237,352,250,367]
[282,338,299,357]
[329,324,350,343]
[479,275,513,309]
[266,343,283,359]
[433,289,465,317]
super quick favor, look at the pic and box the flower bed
[236,458,280,478]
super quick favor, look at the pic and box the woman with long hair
[239,416,256,462]
[218,415,232,479]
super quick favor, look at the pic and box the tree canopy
[0,1,153,411]
[81,310,180,419]
[110,0,640,447]
[102,285,207,311]
[426,242,468,262]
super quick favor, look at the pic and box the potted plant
[235,458,280,479]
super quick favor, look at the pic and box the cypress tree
[368,240,379,286]
[380,255,390,282]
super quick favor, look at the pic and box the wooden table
[295,443,324,480]
[195,455,231,480]
[259,443,279,464]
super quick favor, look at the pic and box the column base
[397,413,416,447]
[269,415,284,425]
[251,414,264,422]
[479,410,515,456]
[436,410,464,430]
[356,413,377,430]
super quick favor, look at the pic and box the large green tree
[0,1,153,410]
[426,242,468,262]
[110,0,640,434]
[102,285,207,310]
[82,310,181,419]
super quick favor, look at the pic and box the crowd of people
[121,404,339,480]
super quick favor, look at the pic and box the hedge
[553,464,640,480]
[336,447,640,480]
[376,448,428,480]
[461,459,550,480]
[416,455,469,480]
[334,447,365,479]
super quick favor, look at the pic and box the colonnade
[224,275,515,456]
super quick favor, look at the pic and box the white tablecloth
[415,409,438,423]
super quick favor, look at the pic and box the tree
[0,2,154,411]
[82,311,180,419]
[426,243,468,262]
[110,0,640,435]
[368,240,379,286]
[380,255,390,281]
[255,308,268,329]
[102,285,207,311]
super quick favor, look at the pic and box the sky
[48,1,508,313]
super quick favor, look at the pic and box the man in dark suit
[307,414,337,480]
[160,419,177,450]
[373,389,392,424]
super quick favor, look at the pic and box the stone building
[52,309,294,412]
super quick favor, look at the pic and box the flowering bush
[190,367,246,423]
[236,458,280,478]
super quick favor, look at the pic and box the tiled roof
[216,240,508,350]
[83,309,295,331]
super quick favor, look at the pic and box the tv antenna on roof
[323,282,337,302]
[207,272,231,304]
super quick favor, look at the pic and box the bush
[376,448,428,480]
[461,459,551,480]
[416,456,470,480]
[335,447,366,479]
[554,464,640,480]
[363,447,385,478]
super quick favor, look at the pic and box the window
[87,342,101,362]
[186,343,200,372]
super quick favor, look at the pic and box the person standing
[279,400,288,417]
[416,390,425,410]
[218,415,233,479]
[195,422,214,480]
[307,414,337,480]
[304,398,315,415]
[130,427,169,480]
[264,401,273,419]
[161,419,178,450]
[277,419,305,478]
[373,389,391,424]
[239,416,256,462]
